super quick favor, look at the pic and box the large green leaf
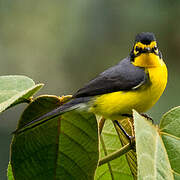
[114,117,137,179]
[10,95,99,180]
[0,75,43,113]
[95,119,134,180]
[133,110,174,180]
[159,106,180,179]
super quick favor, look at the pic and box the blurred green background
[0,0,180,179]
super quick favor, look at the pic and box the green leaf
[10,95,99,180]
[95,120,134,180]
[0,75,43,113]
[114,118,137,179]
[133,110,174,180]
[7,162,14,180]
[160,106,180,179]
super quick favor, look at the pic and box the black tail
[13,97,91,134]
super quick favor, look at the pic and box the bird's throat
[133,53,162,68]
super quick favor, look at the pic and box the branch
[98,141,134,166]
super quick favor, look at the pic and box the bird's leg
[114,120,134,144]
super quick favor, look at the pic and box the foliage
[134,109,180,180]
[95,119,134,180]
[10,95,98,180]
[0,75,179,180]
[0,75,43,113]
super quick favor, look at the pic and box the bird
[14,32,168,135]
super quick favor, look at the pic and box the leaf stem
[98,142,133,166]
[98,117,105,134]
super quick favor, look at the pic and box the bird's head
[130,32,163,67]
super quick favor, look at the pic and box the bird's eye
[153,46,158,53]
[154,46,157,50]
[135,46,142,52]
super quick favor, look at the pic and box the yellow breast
[90,59,168,120]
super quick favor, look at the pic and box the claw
[141,113,154,124]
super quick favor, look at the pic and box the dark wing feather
[73,57,148,98]
[14,57,148,134]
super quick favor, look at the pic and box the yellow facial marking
[133,41,157,55]
[132,41,162,68]
[135,41,157,49]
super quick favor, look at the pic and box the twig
[98,141,134,166]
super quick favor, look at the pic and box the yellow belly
[90,60,167,120]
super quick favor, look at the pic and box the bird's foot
[114,120,135,148]
[141,113,154,124]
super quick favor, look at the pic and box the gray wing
[73,57,148,98]
[13,57,148,134]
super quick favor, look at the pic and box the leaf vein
[59,150,88,178]
[63,118,96,141]
[160,132,180,140]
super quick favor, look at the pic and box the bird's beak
[143,47,152,53]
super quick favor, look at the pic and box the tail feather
[13,97,91,134]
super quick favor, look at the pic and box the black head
[130,32,162,61]
[135,32,156,45]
